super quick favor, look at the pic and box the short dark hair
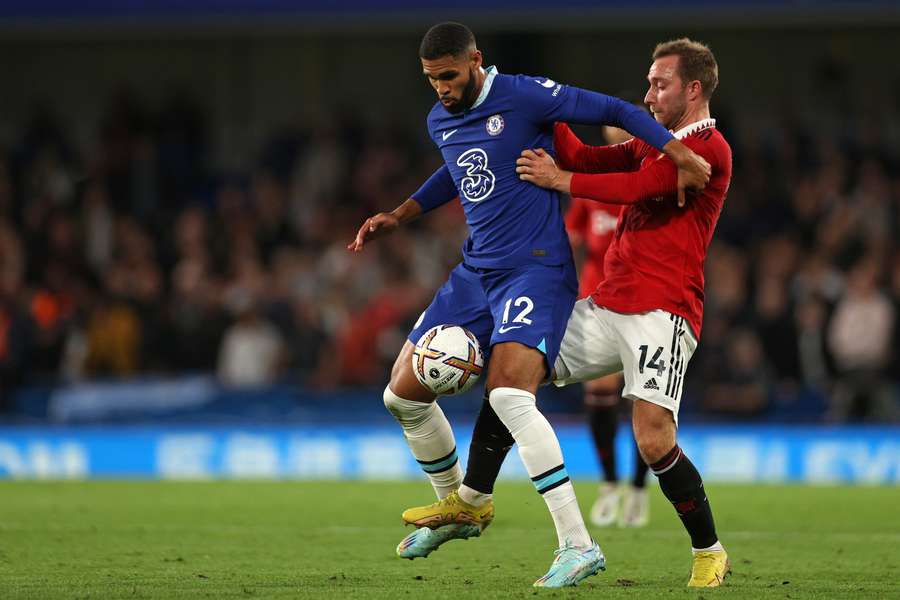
[419,22,476,60]
[652,38,719,99]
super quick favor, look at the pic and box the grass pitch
[0,481,896,599]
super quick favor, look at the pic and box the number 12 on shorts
[498,296,534,333]
[638,345,667,377]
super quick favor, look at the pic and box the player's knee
[383,386,432,425]
[485,346,545,392]
[632,399,677,463]
[633,417,676,464]
[635,433,672,465]
[485,363,519,391]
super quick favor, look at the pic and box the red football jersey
[564,198,621,298]
[554,119,732,339]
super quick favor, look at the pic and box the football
[412,325,485,395]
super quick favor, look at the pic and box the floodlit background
[0,1,898,483]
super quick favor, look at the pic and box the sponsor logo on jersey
[456,148,496,202]
[442,129,458,141]
[486,114,504,136]
[535,78,556,88]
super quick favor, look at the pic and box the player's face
[422,51,482,114]
[644,55,689,129]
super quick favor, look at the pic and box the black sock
[650,445,718,549]
[462,391,515,494]
[633,440,650,488]
[587,400,619,482]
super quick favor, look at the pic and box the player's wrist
[662,140,690,165]
[555,170,573,194]
[391,199,424,225]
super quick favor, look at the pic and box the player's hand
[516,148,572,193]
[663,140,711,207]
[347,212,400,252]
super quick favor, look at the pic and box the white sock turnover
[384,386,462,499]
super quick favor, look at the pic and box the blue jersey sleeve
[516,75,673,151]
[411,165,458,213]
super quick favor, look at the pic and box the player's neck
[669,104,711,133]
[473,66,487,98]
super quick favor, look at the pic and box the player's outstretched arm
[347,198,422,252]
[529,83,710,202]
[348,164,458,252]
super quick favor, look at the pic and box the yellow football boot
[687,550,730,587]
[401,490,494,530]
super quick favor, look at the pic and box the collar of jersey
[671,118,716,140]
[470,66,498,110]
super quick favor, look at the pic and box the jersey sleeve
[411,165,458,213]
[569,134,719,205]
[516,75,673,151]
[554,122,640,173]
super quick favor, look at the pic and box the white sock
[692,541,724,554]
[384,386,462,499]
[458,484,492,507]
[489,387,592,549]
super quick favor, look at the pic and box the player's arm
[518,137,715,207]
[348,165,456,252]
[523,79,710,204]
[553,122,635,174]
[562,89,710,206]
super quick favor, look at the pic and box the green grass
[0,481,897,599]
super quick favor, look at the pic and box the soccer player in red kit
[517,38,732,587]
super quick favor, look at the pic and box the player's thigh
[553,298,623,386]
[483,261,579,382]
[389,340,436,402]
[611,310,697,426]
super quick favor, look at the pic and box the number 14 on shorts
[638,344,667,377]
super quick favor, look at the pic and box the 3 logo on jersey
[457,148,495,202]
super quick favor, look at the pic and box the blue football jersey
[413,66,673,269]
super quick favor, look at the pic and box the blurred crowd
[1,84,899,423]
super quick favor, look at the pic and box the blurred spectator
[217,293,284,387]
[827,258,897,421]
[701,328,772,416]
[794,295,834,392]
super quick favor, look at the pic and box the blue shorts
[408,261,578,374]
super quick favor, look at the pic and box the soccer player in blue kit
[348,22,710,587]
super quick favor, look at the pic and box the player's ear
[470,49,483,70]
[688,80,703,101]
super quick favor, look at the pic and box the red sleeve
[569,134,719,205]
[553,122,639,173]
